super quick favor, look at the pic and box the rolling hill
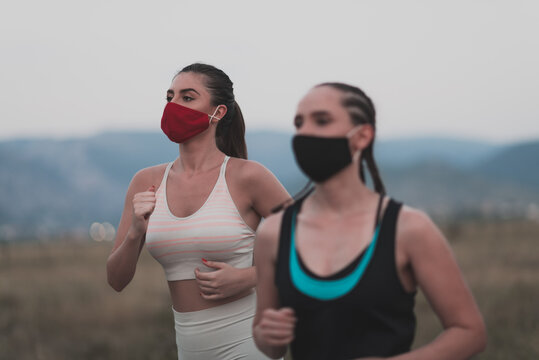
[0,131,537,240]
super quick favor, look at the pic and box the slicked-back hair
[178,63,247,159]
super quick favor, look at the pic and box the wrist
[253,326,287,359]
[242,266,257,289]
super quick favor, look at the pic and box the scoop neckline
[162,156,227,220]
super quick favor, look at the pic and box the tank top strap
[275,200,302,287]
[217,155,230,182]
[372,198,403,287]
[377,199,402,248]
[158,161,174,192]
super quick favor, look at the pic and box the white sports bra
[145,156,256,281]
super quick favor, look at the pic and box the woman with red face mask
[107,63,290,359]
[252,83,486,360]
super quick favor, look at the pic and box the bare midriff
[168,279,254,312]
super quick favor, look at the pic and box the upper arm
[241,161,291,218]
[399,209,484,332]
[111,165,164,253]
[253,212,283,326]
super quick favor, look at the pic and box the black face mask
[292,135,353,183]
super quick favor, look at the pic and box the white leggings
[173,292,273,360]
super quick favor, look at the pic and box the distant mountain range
[1,131,538,240]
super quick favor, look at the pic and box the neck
[309,164,377,215]
[177,131,223,173]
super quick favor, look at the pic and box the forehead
[170,72,209,94]
[297,86,343,112]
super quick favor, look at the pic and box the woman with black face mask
[252,83,487,360]
[107,63,290,359]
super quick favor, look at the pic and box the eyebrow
[294,110,331,121]
[180,88,201,95]
[166,88,201,96]
[311,111,331,117]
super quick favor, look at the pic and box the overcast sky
[1,0,538,143]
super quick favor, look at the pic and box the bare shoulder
[227,157,274,183]
[128,163,169,193]
[397,205,437,237]
[396,204,448,256]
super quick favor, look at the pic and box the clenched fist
[130,185,156,237]
[254,307,297,347]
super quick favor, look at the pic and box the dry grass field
[1,219,538,359]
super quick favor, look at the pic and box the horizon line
[1,128,538,146]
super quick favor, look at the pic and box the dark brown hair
[317,82,385,194]
[178,63,247,159]
[271,82,386,213]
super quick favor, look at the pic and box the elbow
[466,317,487,355]
[107,276,126,292]
[474,320,488,354]
[107,268,129,292]
[106,261,128,292]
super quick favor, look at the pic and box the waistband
[173,291,256,325]
[172,292,257,352]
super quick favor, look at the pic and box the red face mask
[161,102,221,143]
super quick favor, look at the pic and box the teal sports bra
[289,193,384,301]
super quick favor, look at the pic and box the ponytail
[216,101,248,159]
[178,63,247,159]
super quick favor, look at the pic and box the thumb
[147,185,156,192]
[202,258,226,269]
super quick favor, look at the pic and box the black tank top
[275,196,416,360]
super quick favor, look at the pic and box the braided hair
[317,82,385,194]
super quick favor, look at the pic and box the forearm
[106,230,144,291]
[386,326,486,360]
[239,266,257,291]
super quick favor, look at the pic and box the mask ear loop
[208,106,222,124]
[352,149,362,163]
[347,125,363,163]
[346,124,363,138]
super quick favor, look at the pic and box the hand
[194,260,251,300]
[130,185,156,237]
[254,307,296,347]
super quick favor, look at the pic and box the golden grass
[0,220,537,359]
[0,241,176,360]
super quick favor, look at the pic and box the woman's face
[166,72,216,115]
[294,86,354,137]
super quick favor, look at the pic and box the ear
[349,124,374,153]
[213,105,228,123]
